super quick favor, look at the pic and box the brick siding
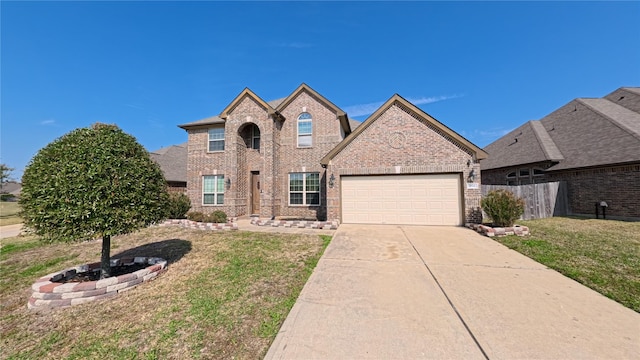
[184,87,484,224]
[326,103,482,224]
[482,164,640,219]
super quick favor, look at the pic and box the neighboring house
[149,143,187,192]
[481,87,640,220]
[178,83,487,225]
[0,181,21,197]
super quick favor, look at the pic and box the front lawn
[493,217,640,312]
[0,201,22,226]
[0,227,330,359]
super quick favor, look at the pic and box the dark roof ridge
[577,98,640,141]
[529,120,564,161]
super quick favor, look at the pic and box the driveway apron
[265,224,639,360]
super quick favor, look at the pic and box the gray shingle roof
[482,87,640,172]
[178,115,224,129]
[150,143,187,182]
[349,119,361,130]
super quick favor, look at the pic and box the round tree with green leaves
[20,123,169,278]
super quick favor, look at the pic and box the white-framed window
[297,112,312,147]
[208,127,225,152]
[251,124,260,150]
[289,172,320,205]
[203,175,224,205]
[533,168,545,176]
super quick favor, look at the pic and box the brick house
[178,84,487,225]
[481,87,640,220]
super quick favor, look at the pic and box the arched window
[250,124,260,150]
[297,112,312,147]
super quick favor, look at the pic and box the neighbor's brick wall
[276,90,345,220]
[326,102,483,224]
[547,164,640,219]
[482,164,640,219]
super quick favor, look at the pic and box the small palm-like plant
[481,189,525,227]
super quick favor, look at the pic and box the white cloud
[406,94,462,105]
[345,94,462,118]
[461,128,514,147]
[275,42,313,49]
[40,119,55,125]
[343,101,386,117]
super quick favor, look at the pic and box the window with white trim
[297,112,312,147]
[289,172,320,205]
[203,175,224,205]
[208,127,225,152]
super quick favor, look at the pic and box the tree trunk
[100,234,111,279]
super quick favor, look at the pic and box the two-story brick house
[179,83,488,225]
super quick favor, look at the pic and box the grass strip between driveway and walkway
[493,217,640,313]
[0,226,331,359]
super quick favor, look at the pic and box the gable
[220,88,278,120]
[322,94,487,166]
[277,83,351,135]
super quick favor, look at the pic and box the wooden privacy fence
[482,182,569,220]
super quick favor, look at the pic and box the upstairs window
[297,112,312,147]
[208,128,225,152]
[251,124,260,150]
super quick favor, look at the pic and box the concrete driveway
[265,224,639,359]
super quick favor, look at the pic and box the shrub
[1,194,16,202]
[208,210,227,224]
[481,189,525,227]
[186,212,205,222]
[187,210,227,223]
[166,192,191,219]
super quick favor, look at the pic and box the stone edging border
[156,219,238,231]
[250,218,339,230]
[28,257,167,309]
[466,223,530,237]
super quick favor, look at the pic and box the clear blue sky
[2,1,639,180]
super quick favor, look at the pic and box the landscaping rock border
[466,223,530,237]
[251,218,339,230]
[156,218,238,231]
[28,257,167,309]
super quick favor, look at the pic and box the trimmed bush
[186,210,227,223]
[1,194,16,202]
[166,192,191,219]
[209,210,227,224]
[481,189,525,227]
[186,212,205,222]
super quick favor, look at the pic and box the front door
[251,172,260,214]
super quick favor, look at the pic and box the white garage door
[341,174,462,225]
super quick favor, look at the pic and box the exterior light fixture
[329,173,335,188]
[467,169,476,183]
[226,178,231,189]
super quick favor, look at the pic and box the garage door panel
[342,174,461,226]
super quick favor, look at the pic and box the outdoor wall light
[329,173,335,188]
[467,159,471,167]
[226,178,231,189]
[467,169,476,183]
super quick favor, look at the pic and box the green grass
[493,217,640,312]
[0,226,332,359]
[0,201,22,226]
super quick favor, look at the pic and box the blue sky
[2,1,639,179]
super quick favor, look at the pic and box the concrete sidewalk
[0,223,23,239]
[265,224,639,359]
